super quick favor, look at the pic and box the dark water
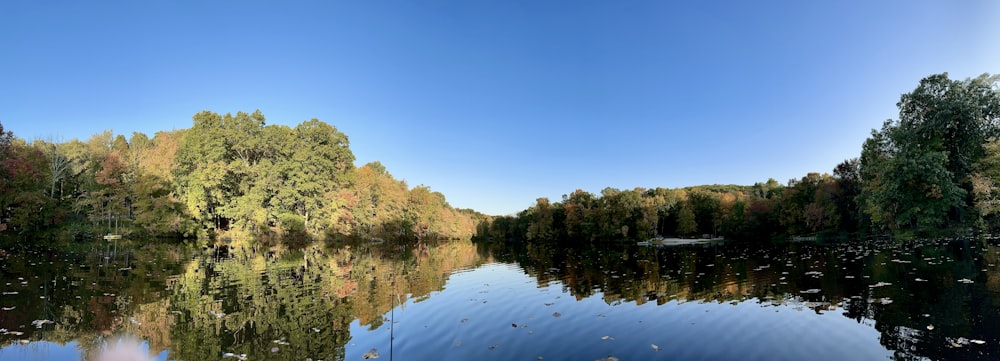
[1,237,999,360]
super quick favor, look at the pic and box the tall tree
[860,73,1000,231]
[174,111,233,231]
[972,137,1000,226]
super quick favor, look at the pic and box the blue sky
[2,1,998,215]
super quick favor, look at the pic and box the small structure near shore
[638,236,725,247]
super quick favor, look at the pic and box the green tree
[174,111,231,231]
[972,137,1000,226]
[281,119,355,233]
[833,159,861,232]
[676,200,697,237]
[526,197,555,241]
[562,189,596,240]
[860,73,1000,232]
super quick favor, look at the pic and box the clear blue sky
[2,1,998,215]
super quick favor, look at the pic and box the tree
[174,111,229,230]
[972,137,1000,225]
[351,162,409,237]
[0,122,12,153]
[526,198,555,241]
[676,200,697,237]
[562,190,596,240]
[28,139,70,199]
[833,159,861,232]
[687,189,720,236]
[860,73,1000,232]
[282,119,355,233]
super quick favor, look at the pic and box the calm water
[1,238,999,360]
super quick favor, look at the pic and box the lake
[1,237,998,360]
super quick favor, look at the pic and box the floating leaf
[363,348,379,359]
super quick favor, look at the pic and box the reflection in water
[1,238,999,360]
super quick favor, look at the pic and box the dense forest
[475,73,1000,243]
[0,110,485,244]
[2,73,998,245]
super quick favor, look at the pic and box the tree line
[475,73,1000,242]
[0,110,484,243]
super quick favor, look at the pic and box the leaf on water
[946,337,974,348]
[651,343,661,351]
[552,312,561,318]
[488,344,499,350]
[223,352,248,360]
[363,348,379,359]
[868,281,893,288]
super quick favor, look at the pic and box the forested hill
[475,73,1000,243]
[0,110,486,243]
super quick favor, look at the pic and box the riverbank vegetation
[2,72,998,246]
[0,111,485,245]
[475,73,1000,242]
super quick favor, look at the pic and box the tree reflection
[4,238,1000,360]
[479,238,1000,360]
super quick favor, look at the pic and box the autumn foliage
[0,111,483,244]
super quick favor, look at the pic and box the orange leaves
[95,151,125,185]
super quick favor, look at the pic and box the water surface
[1,238,998,360]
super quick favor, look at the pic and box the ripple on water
[348,261,894,361]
